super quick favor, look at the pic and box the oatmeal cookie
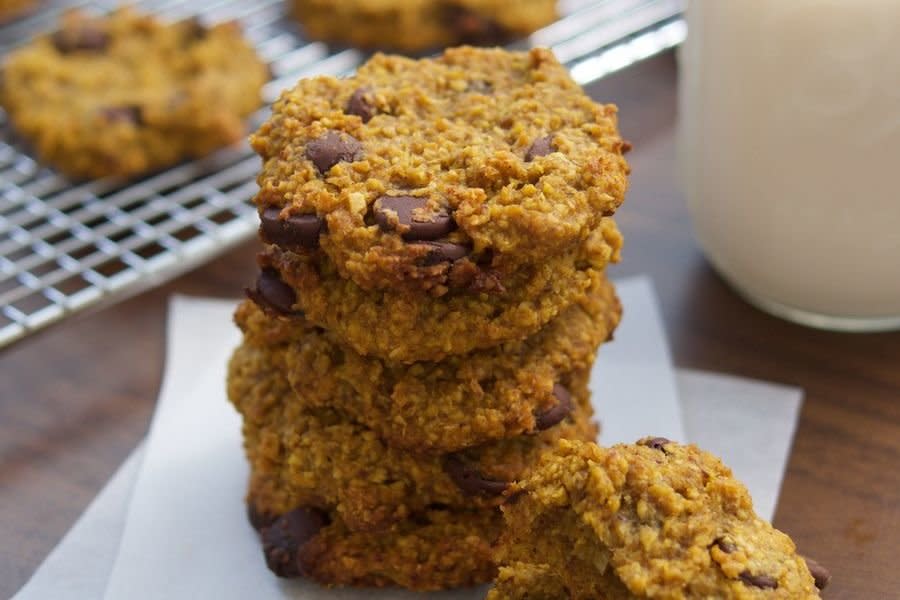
[251,46,628,295]
[0,0,35,22]
[227,342,598,532]
[490,439,829,599]
[249,504,501,590]
[0,8,268,179]
[291,0,558,52]
[234,274,619,453]
[249,218,620,362]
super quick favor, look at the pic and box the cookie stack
[227,47,630,590]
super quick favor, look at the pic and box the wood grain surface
[1,51,898,598]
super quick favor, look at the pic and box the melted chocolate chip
[639,437,672,452]
[803,556,831,590]
[535,384,574,431]
[306,130,363,174]
[247,503,276,531]
[260,507,329,578]
[101,105,143,125]
[245,269,297,316]
[259,207,324,249]
[346,86,376,123]
[375,195,455,241]
[52,25,109,54]
[444,455,509,496]
[525,135,556,162]
[713,538,737,554]
[181,16,208,41]
[416,241,469,266]
[739,572,778,589]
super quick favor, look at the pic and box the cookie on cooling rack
[290,0,558,52]
[0,0,37,22]
[0,7,268,179]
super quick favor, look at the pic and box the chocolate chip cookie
[251,46,629,296]
[249,218,621,362]
[490,439,829,599]
[227,340,598,533]
[250,504,501,590]
[291,0,558,52]
[0,8,268,179]
[234,272,619,454]
[0,0,36,22]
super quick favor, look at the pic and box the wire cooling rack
[0,0,685,349]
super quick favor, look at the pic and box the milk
[679,0,900,330]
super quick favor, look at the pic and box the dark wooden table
[2,52,898,599]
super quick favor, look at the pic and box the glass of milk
[679,0,900,331]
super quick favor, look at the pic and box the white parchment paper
[14,277,803,600]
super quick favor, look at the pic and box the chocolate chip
[52,25,109,54]
[739,572,778,589]
[444,455,509,496]
[535,384,574,431]
[260,507,328,578]
[306,130,363,174]
[375,195,455,241]
[621,140,634,154]
[525,135,556,162]
[416,241,469,266]
[712,538,737,554]
[803,556,831,590]
[101,105,143,125]
[245,269,297,316]
[639,437,672,452]
[504,490,526,505]
[259,207,324,249]
[181,16,208,41]
[346,87,376,123]
[247,503,276,531]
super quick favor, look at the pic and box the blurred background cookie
[291,0,558,52]
[0,7,268,179]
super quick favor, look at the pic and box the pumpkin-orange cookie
[248,218,621,363]
[248,504,501,590]
[250,46,628,296]
[0,8,268,179]
[233,273,619,453]
[227,341,598,533]
[290,0,558,52]
[489,439,831,599]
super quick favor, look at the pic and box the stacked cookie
[227,46,630,590]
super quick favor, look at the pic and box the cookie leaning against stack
[489,439,831,599]
[0,8,268,179]
[228,46,630,590]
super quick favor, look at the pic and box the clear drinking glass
[678,0,900,331]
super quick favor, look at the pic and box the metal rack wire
[0,0,685,348]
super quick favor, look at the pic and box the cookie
[227,341,598,532]
[234,273,619,454]
[0,8,268,179]
[0,0,35,22]
[249,504,501,590]
[291,0,558,52]
[250,46,629,295]
[249,218,621,362]
[490,439,829,599]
